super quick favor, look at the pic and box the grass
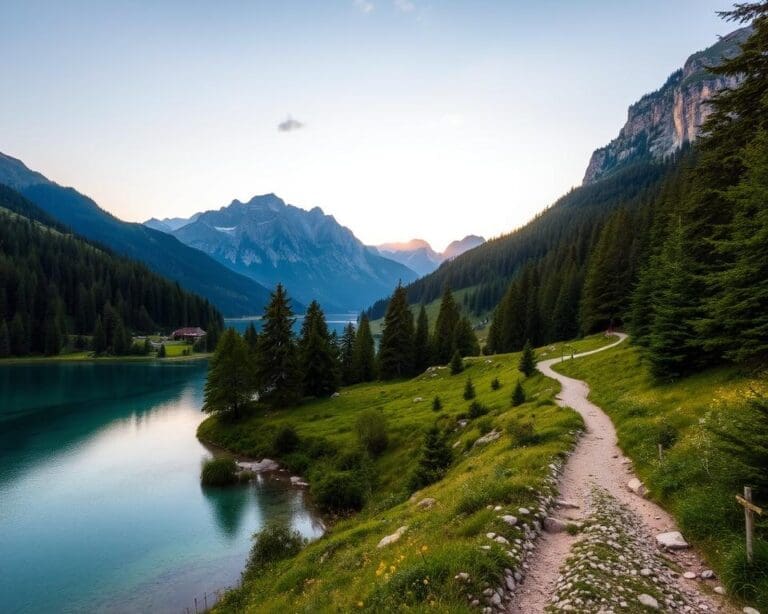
[554,342,768,610]
[0,342,210,364]
[200,335,614,613]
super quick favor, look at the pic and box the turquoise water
[0,361,323,613]
[225,313,357,336]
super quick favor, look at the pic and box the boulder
[700,569,715,580]
[627,478,646,497]
[289,476,309,487]
[377,525,408,548]
[742,608,760,614]
[655,531,689,550]
[416,497,436,510]
[500,515,518,526]
[637,594,659,610]
[474,430,501,446]
[238,458,279,472]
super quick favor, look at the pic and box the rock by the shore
[290,476,309,487]
[238,458,279,472]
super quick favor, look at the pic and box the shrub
[450,350,464,374]
[511,380,525,407]
[476,417,493,435]
[311,469,366,513]
[246,522,306,574]
[409,427,453,491]
[157,344,166,358]
[201,456,238,487]
[507,418,538,446]
[518,340,536,377]
[282,452,311,475]
[432,396,443,412]
[463,377,476,400]
[655,420,678,450]
[491,377,501,391]
[468,401,488,419]
[273,424,300,455]
[355,409,389,457]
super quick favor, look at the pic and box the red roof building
[171,327,207,341]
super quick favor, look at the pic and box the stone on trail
[627,478,647,497]
[742,607,760,614]
[543,517,567,533]
[555,499,580,509]
[637,594,659,610]
[656,531,689,550]
[500,515,518,526]
[683,572,697,580]
[377,525,408,548]
[714,586,726,595]
[700,569,715,580]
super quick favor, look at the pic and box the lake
[0,361,323,614]
[225,313,357,337]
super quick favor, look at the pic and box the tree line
[204,284,481,417]
[0,185,223,357]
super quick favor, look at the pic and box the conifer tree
[413,305,430,373]
[158,343,166,358]
[378,285,415,379]
[450,349,464,374]
[409,426,453,490]
[432,287,460,363]
[203,328,255,419]
[257,284,300,407]
[298,300,339,398]
[512,380,525,407]
[453,316,480,357]
[244,322,259,355]
[432,395,442,411]
[0,321,10,358]
[463,376,475,400]
[92,315,106,355]
[518,340,536,378]
[339,322,357,385]
[353,314,377,382]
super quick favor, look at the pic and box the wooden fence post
[736,486,763,564]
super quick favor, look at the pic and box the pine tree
[413,305,431,373]
[512,380,525,407]
[432,395,442,412]
[463,377,475,400]
[378,285,415,379]
[518,340,536,378]
[298,300,339,398]
[432,287,460,363]
[257,284,301,408]
[10,313,28,356]
[112,315,131,355]
[647,218,698,379]
[409,426,453,490]
[453,316,480,357]
[244,322,259,355]
[449,349,464,374]
[158,343,167,358]
[0,321,9,358]
[353,314,377,382]
[92,315,107,355]
[203,329,255,419]
[339,322,357,385]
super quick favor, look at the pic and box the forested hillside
[368,11,768,375]
[0,185,223,357]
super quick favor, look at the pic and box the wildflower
[357,601,364,608]
[421,545,428,553]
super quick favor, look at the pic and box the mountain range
[145,195,419,312]
[375,236,486,276]
[0,153,273,317]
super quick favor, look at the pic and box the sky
[0,0,734,251]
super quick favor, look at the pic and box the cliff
[583,27,751,185]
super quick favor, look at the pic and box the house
[170,327,207,342]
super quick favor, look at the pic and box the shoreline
[0,352,212,366]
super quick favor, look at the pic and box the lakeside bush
[273,424,300,455]
[245,523,306,576]
[311,468,367,513]
[201,456,238,487]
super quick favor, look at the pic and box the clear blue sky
[0,0,734,249]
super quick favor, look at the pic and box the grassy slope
[554,342,768,608]
[200,336,614,613]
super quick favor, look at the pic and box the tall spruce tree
[92,315,106,355]
[353,314,377,382]
[409,426,453,491]
[257,284,301,407]
[244,322,259,355]
[0,320,10,357]
[298,301,339,398]
[432,287,460,363]
[453,316,480,357]
[378,285,415,379]
[413,305,430,373]
[339,322,357,385]
[203,328,255,419]
[518,340,536,378]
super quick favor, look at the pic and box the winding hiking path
[510,333,733,613]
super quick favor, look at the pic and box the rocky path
[510,334,735,613]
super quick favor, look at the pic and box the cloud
[353,0,374,13]
[394,0,415,12]
[277,116,305,132]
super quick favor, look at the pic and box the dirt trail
[510,333,733,613]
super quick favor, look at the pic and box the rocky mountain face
[144,214,200,233]
[162,194,418,312]
[583,27,751,184]
[376,235,486,277]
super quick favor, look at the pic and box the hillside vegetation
[199,336,612,612]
